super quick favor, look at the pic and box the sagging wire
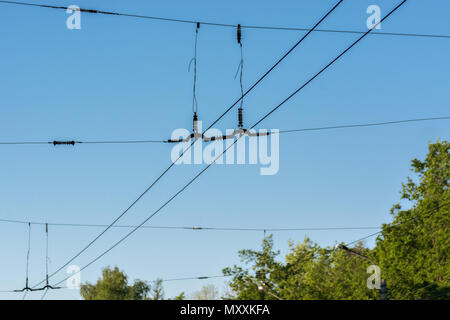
[34,224,62,295]
[14,223,62,298]
[187,23,204,141]
[235,24,244,129]
[14,223,33,296]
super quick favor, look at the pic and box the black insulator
[237,24,242,44]
[238,108,243,128]
[196,22,200,29]
[193,112,198,133]
[52,141,76,146]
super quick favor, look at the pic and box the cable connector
[237,24,242,45]
[238,108,243,128]
[52,141,76,146]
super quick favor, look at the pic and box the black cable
[45,223,49,285]
[344,201,450,246]
[250,0,408,129]
[0,217,380,232]
[236,24,244,128]
[0,1,449,39]
[41,288,48,300]
[163,275,229,282]
[25,223,31,288]
[0,140,166,145]
[278,116,450,134]
[2,116,448,146]
[31,1,346,289]
[189,23,200,114]
[49,0,407,288]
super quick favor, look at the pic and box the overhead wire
[0,216,380,232]
[31,0,346,289]
[344,201,450,247]
[1,116,448,146]
[0,1,449,39]
[46,0,408,289]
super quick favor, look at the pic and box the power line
[0,0,449,39]
[47,0,408,289]
[2,116,448,146]
[163,275,229,282]
[31,0,346,289]
[0,140,166,145]
[278,116,450,134]
[0,274,229,294]
[0,217,380,232]
[344,201,450,246]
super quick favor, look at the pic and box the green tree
[80,266,150,300]
[149,278,165,300]
[223,235,282,300]
[224,236,377,300]
[375,140,450,299]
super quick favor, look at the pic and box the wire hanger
[14,223,34,295]
[34,223,62,294]
[167,24,268,144]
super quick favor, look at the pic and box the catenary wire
[0,1,449,39]
[0,217,380,232]
[48,0,408,288]
[1,116,448,146]
[30,0,346,289]
[344,201,450,246]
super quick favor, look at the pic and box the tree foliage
[224,140,449,300]
[375,140,450,299]
[192,284,219,300]
[80,266,151,300]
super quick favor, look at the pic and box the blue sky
[0,0,449,299]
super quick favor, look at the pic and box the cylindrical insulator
[237,24,242,44]
[193,112,198,132]
[238,108,243,128]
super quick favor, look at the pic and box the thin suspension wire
[50,0,406,288]
[25,222,31,288]
[0,217,380,231]
[163,275,229,282]
[41,288,48,300]
[278,116,450,134]
[1,116,449,146]
[0,140,166,145]
[344,201,450,246]
[0,1,449,39]
[235,24,244,128]
[249,0,408,130]
[32,1,346,290]
[45,223,49,285]
[189,23,200,114]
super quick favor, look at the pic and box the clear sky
[0,0,449,299]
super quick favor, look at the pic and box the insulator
[52,141,75,146]
[237,24,242,44]
[238,108,243,128]
[193,112,198,133]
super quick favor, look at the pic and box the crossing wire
[30,0,346,289]
[344,202,450,246]
[0,1,449,39]
[46,0,409,289]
